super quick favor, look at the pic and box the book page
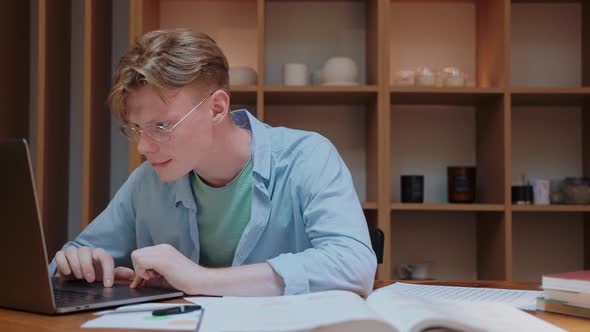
[185,290,392,332]
[366,285,565,332]
[375,282,541,309]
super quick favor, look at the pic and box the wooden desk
[0,280,588,331]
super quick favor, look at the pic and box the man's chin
[154,170,183,183]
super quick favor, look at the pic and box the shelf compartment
[264,85,377,105]
[390,87,503,105]
[392,203,504,212]
[389,0,506,88]
[511,106,586,197]
[512,212,584,282]
[159,0,260,77]
[390,210,507,280]
[265,0,378,85]
[511,1,588,88]
[391,95,506,205]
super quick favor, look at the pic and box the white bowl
[229,66,257,85]
[321,57,358,84]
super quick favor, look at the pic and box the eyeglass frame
[119,90,215,143]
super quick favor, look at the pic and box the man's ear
[210,90,230,124]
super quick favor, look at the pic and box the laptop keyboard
[53,289,109,306]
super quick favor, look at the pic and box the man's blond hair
[108,29,229,123]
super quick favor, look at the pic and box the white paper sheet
[373,282,542,310]
[82,303,203,330]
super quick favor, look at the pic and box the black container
[512,185,533,204]
[401,175,424,203]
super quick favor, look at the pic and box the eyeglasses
[119,91,213,143]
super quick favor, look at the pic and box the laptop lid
[0,139,56,314]
[0,139,184,314]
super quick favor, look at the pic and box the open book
[186,283,564,332]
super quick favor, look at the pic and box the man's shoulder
[266,125,333,160]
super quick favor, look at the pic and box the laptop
[0,139,184,314]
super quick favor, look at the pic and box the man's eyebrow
[129,116,171,128]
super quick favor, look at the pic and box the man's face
[126,85,214,182]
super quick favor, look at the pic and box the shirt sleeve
[267,138,377,297]
[48,164,143,276]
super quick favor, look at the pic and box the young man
[51,29,376,297]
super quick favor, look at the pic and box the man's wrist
[186,264,210,295]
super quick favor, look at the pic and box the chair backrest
[368,227,384,264]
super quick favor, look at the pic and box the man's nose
[136,132,158,155]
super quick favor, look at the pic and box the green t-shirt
[189,159,253,268]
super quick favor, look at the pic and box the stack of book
[537,270,590,319]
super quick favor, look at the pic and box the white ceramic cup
[283,63,309,86]
[531,179,550,205]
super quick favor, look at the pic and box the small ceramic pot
[321,57,358,84]
[228,66,257,85]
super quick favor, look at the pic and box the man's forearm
[189,263,285,296]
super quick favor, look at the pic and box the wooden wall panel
[476,0,508,88]
[81,0,112,229]
[36,0,71,258]
[583,0,589,86]
[126,0,159,173]
[0,2,30,139]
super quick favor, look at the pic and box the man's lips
[150,159,172,167]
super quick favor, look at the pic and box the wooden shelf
[362,202,378,210]
[390,87,504,105]
[391,203,505,212]
[264,85,378,105]
[230,85,257,92]
[511,88,590,106]
[230,86,257,105]
[512,204,590,212]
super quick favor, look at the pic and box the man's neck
[194,124,251,188]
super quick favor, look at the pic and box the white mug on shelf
[283,63,309,86]
[531,179,550,205]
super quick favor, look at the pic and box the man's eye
[155,122,168,128]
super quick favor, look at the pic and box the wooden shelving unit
[3,0,587,278]
[122,0,590,281]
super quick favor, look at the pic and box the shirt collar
[172,109,271,209]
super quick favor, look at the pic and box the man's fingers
[77,247,95,283]
[92,248,114,287]
[146,270,159,279]
[54,250,72,277]
[130,276,144,289]
[114,266,135,281]
[65,247,83,279]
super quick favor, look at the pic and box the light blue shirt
[50,110,377,296]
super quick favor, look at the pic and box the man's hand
[54,246,134,287]
[130,244,201,293]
